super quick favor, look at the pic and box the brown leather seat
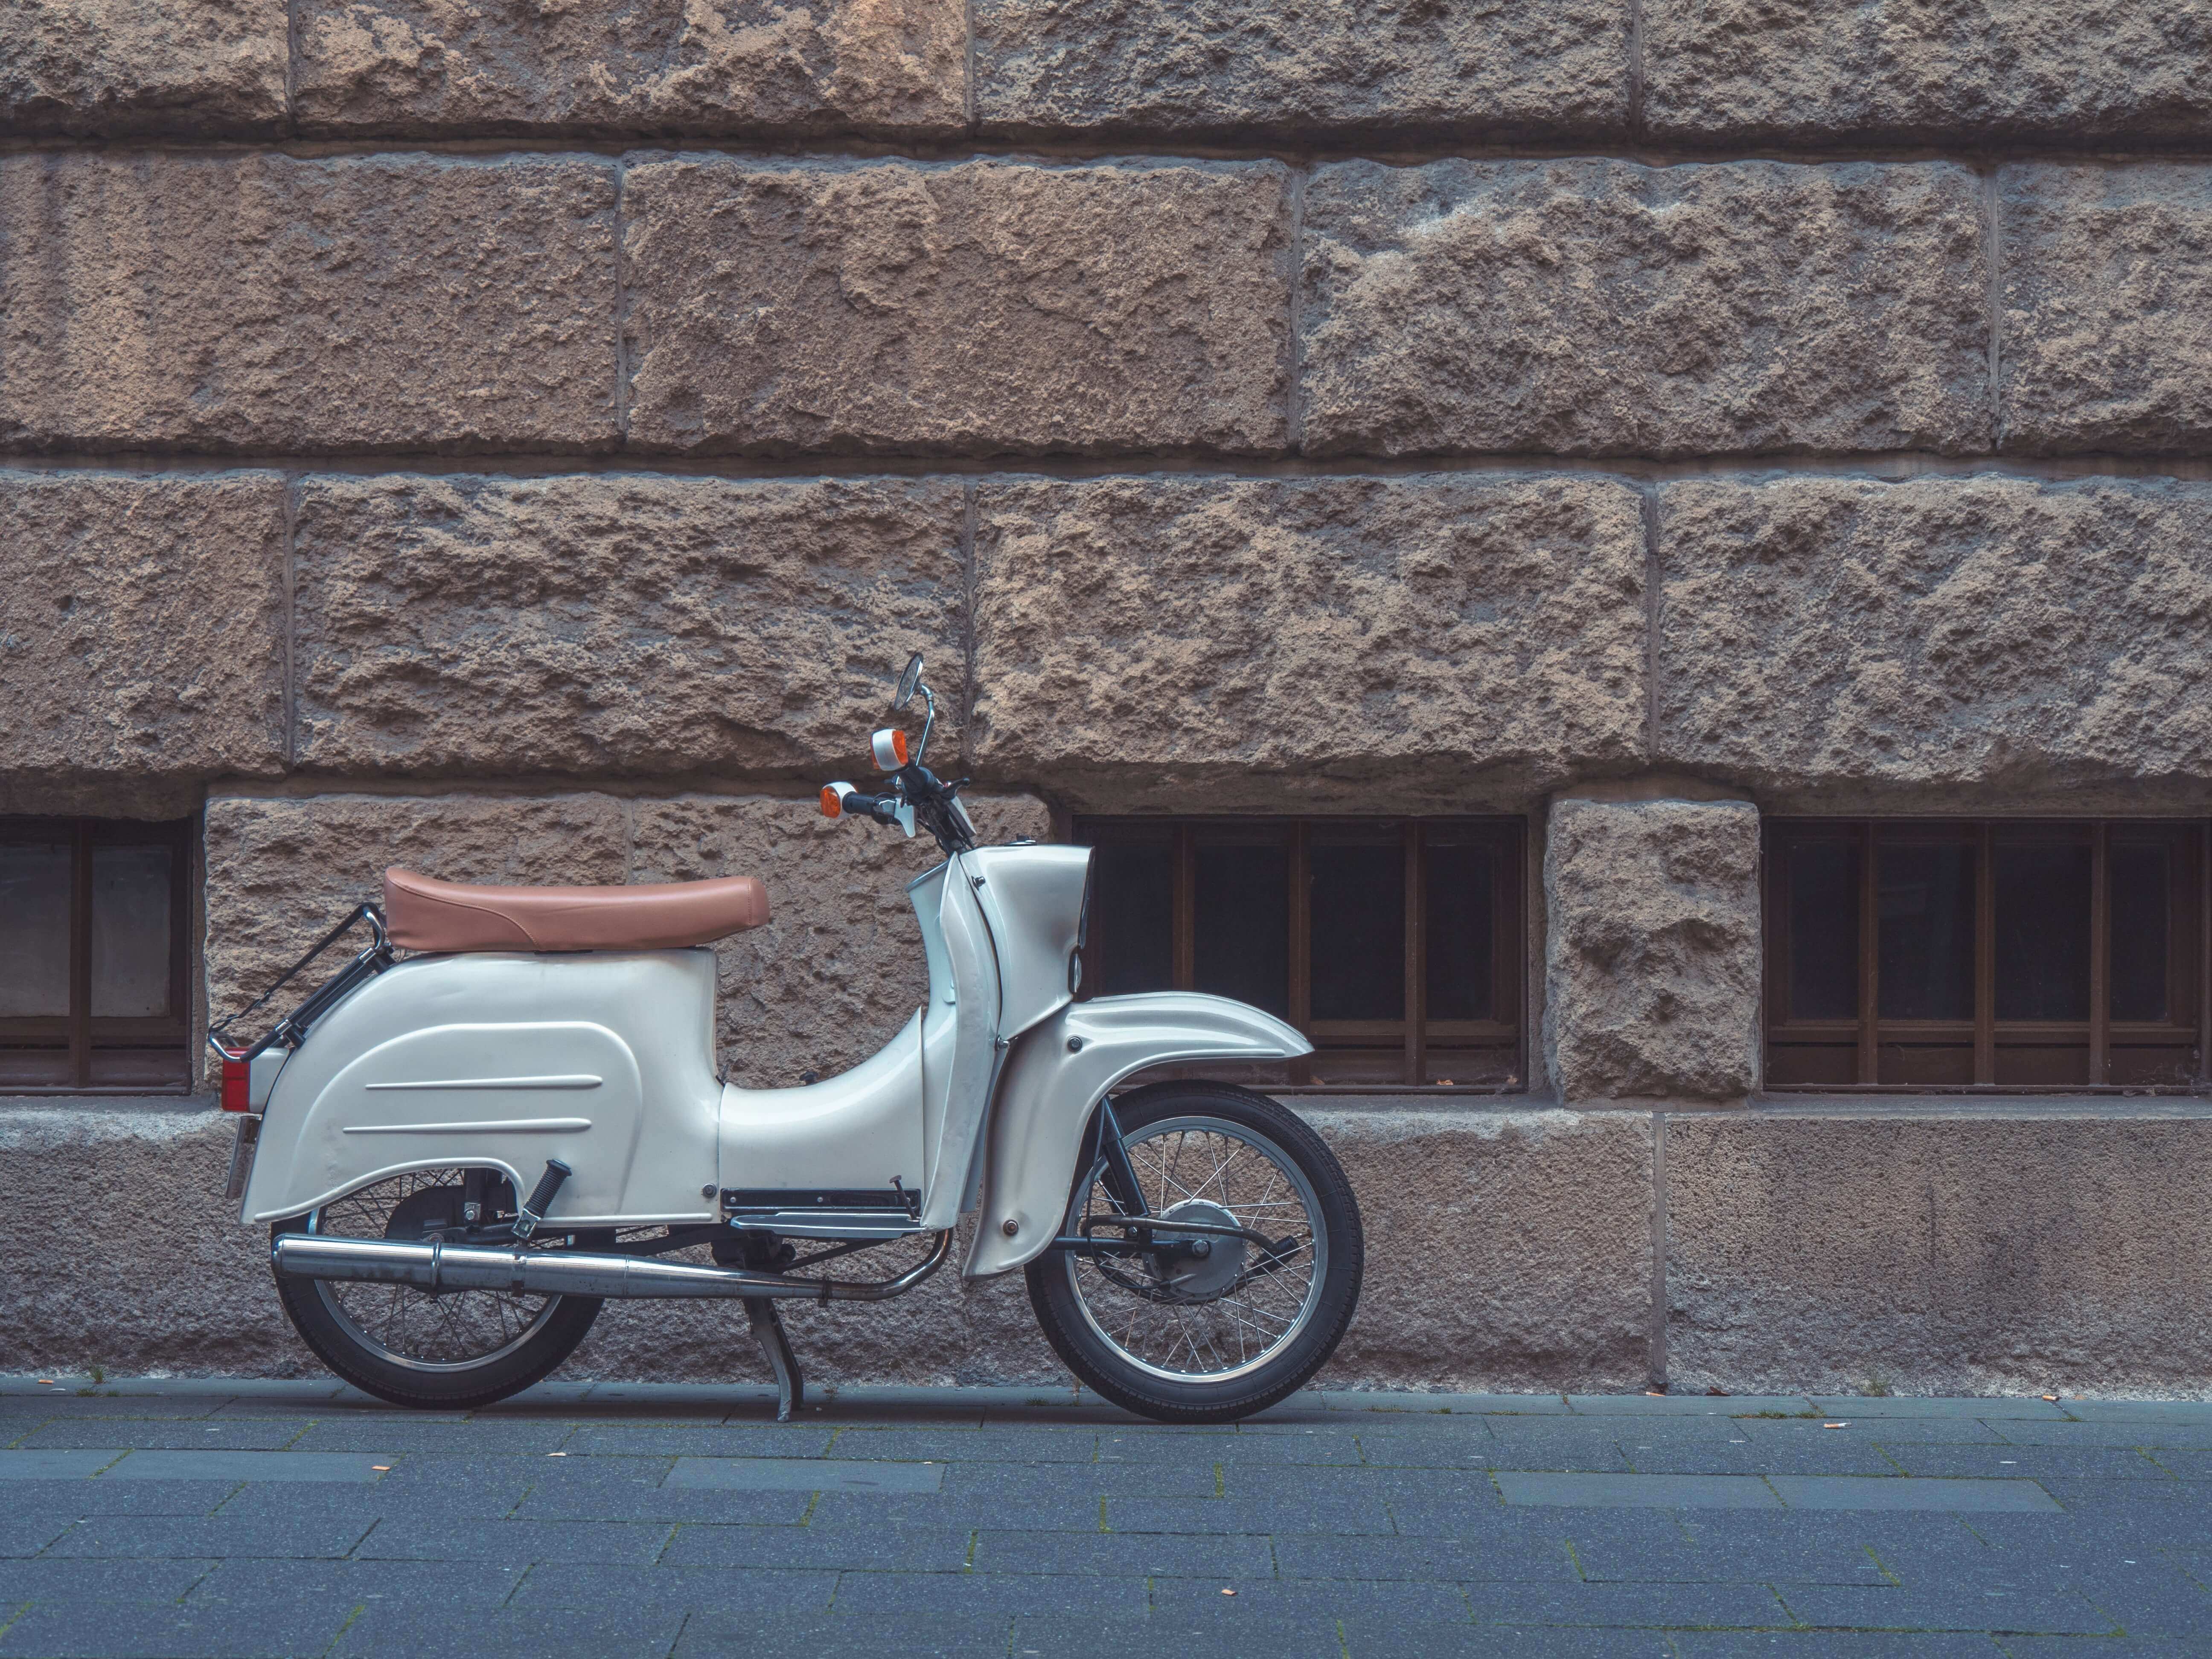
[383,868,771,954]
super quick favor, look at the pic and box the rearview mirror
[892,652,925,712]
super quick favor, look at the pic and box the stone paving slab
[0,1380,2207,1654]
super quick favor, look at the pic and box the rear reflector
[220,1057,250,1112]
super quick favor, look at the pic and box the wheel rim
[1058,1113,1327,1385]
[306,1169,563,1373]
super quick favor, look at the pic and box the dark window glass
[0,841,72,1018]
[1424,838,1494,1022]
[91,843,175,1020]
[1787,838,1857,1020]
[1768,820,2202,1091]
[1310,841,1403,1021]
[1077,818,1523,1088]
[2111,842,2170,1023]
[1194,843,1288,1019]
[1994,840,2091,1021]
[1878,842,1974,1021]
[1091,842,1171,995]
[0,818,191,1092]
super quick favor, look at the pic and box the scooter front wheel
[1025,1082,1363,1424]
[271,1169,606,1410]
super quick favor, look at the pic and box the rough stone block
[969,474,1647,806]
[1999,165,2212,455]
[629,792,1052,1087]
[202,793,633,1035]
[1299,159,1990,459]
[1543,797,1761,1103]
[1314,1109,1652,1392]
[0,1108,300,1377]
[623,155,1293,456]
[202,789,1051,1089]
[1654,476,2212,795]
[972,0,1630,140]
[1667,1112,2212,1398]
[291,474,965,777]
[1644,0,2212,145]
[294,0,965,136]
[0,470,286,786]
[0,0,287,137]
[0,152,618,454]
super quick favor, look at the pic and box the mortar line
[960,479,979,773]
[1627,0,1647,143]
[614,153,632,443]
[963,0,977,134]
[9,132,2210,168]
[282,0,301,134]
[1639,483,1661,765]
[10,450,2212,483]
[1286,167,1308,454]
[1649,1110,1669,1391]
[1983,166,2005,448]
[280,473,300,771]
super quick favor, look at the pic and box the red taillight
[220,1057,250,1112]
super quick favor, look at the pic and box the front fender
[960,992,1312,1280]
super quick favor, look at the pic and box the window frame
[0,815,194,1093]
[1073,815,1526,1092]
[1764,818,2209,1092]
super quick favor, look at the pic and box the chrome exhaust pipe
[272,1229,952,1302]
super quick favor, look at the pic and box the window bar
[1974,823,1995,1086]
[2201,821,2210,1087]
[1286,821,1312,1086]
[1857,822,1878,1085]
[2089,823,2110,1085]
[1171,824,1195,992]
[1403,821,1425,1087]
[68,818,92,1089]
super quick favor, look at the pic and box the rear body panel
[241,949,721,1226]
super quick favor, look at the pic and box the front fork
[1085,1094,1150,1220]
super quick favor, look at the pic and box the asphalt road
[0,1377,2207,1656]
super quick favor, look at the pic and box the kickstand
[742,1298,804,1423]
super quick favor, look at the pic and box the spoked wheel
[1025,1082,1363,1423]
[271,1167,607,1409]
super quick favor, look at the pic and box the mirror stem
[914,683,936,764]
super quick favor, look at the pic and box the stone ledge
[0,1103,1651,1392]
[1667,1112,2212,1399]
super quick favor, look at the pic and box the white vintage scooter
[214,656,1363,1423]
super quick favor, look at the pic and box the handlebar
[820,784,901,827]
[819,766,977,856]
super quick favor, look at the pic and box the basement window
[1764,821,2207,1090]
[0,817,193,1092]
[1074,818,1525,1090]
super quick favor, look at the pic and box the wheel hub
[1147,1199,1245,1300]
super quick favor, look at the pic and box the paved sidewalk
[0,1378,2208,1656]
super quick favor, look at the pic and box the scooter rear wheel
[1025,1082,1363,1424]
[271,1169,605,1410]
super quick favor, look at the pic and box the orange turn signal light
[820,786,842,818]
[870,727,911,770]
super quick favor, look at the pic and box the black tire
[271,1175,606,1410]
[1025,1081,1363,1424]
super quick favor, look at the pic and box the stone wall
[5,3,2212,1390]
